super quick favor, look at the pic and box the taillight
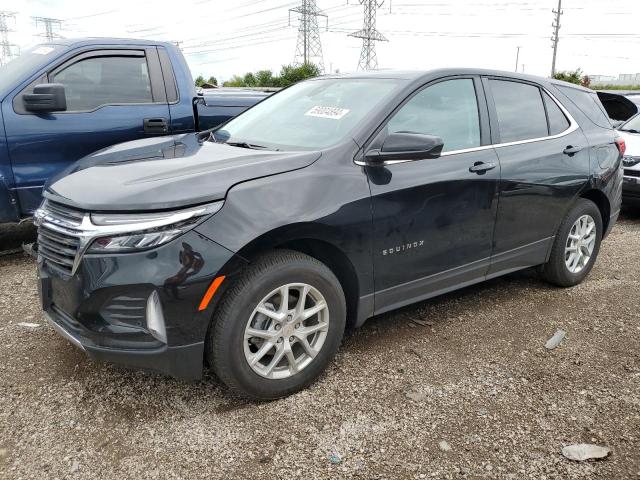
[615,136,626,156]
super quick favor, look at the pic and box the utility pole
[0,11,17,66]
[550,0,562,77]
[349,0,387,71]
[289,1,327,72]
[515,46,521,72]
[33,16,63,42]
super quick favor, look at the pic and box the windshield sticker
[33,46,55,55]
[305,106,350,120]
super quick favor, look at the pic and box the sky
[1,0,639,82]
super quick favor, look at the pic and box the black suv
[35,69,623,399]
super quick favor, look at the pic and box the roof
[42,37,177,49]
[317,68,584,90]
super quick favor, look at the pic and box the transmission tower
[33,16,63,42]
[0,11,17,66]
[550,0,562,77]
[349,0,387,71]
[289,0,327,72]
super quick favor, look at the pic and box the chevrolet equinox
[35,69,624,399]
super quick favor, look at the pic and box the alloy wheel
[564,214,596,274]
[243,283,330,379]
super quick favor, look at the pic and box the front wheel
[207,250,346,400]
[540,198,603,287]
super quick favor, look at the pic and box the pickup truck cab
[0,38,268,223]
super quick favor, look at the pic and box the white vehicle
[618,114,640,206]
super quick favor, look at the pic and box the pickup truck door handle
[144,117,169,134]
[469,161,497,174]
[563,145,583,156]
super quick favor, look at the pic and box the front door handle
[144,117,169,134]
[563,145,583,156]
[469,161,497,174]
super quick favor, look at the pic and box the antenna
[33,16,63,42]
[0,11,18,66]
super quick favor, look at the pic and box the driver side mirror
[23,83,67,113]
[364,132,444,166]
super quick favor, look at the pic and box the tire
[207,249,346,400]
[539,198,603,287]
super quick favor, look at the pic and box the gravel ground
[1,213,639,479]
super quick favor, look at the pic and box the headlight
[86,201,223,253]
[623,156,640,167]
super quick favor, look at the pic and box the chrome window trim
[355,86,579,166]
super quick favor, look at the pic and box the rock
[545,329,566,350]
[0,448,7,458]
[438,440,451,452]
[412,318,434,327]
[405,388,427,402]
[328,452,341,464]
[70,460,80,473]
[561,444,610,461]
[17,322,42,329]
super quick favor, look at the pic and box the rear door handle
[144,117,169,134]
[563,145,583,156]
[469,161,497,174]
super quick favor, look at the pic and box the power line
[550,0,562,76]
[349,0,388,70]
[32,16,63,41]
[289,0,327,72]
[0,11,17,66]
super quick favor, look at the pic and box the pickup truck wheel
[207,250,346,400]
[539,199,602,287]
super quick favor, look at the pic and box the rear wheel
[540,198,603,287]
[207,250,346,400]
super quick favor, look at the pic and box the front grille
[43,200,84,225]
[38,226,80,274]
[624,169,640,178]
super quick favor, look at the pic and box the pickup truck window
[216,78,402,150]
[0,44,64,95]
[51,55,153,111]
[387,79,481,153]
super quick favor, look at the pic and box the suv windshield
[0,44,65,96]
[214,78,404,150]
[620,113,640,133]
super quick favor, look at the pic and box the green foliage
[552,69,591,88]
[221,63,320,88]
[592,84,640,91]
[194,75,218,87]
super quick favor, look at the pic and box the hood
[45,133,321,211]
[596,91,638,122]
[618,130,640,160]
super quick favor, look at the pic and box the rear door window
[543,91,571,135]
[556,86,610,128]
[489,79,548,143]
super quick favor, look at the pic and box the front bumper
[38,229,243,380]
[623,171,640,205]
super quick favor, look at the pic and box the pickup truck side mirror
[23,83,67,113]
[364,132,444,166]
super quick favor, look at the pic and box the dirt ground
[0,212,639,480]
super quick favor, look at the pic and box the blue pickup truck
[0,38,269,223]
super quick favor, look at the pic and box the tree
[194,75,206,87]
[207,76,218,86]
[221,63,320,88]
[553,69,591,88]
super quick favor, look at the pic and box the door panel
[365,76,499,314]
[368,148,500,313]
[3,48,170,216]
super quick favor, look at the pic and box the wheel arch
[580,188,611,235]
[233,226,362,330]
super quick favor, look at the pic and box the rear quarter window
[556,85,611,128]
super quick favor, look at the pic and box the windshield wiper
[225,141,270,150]
[620,128,640,134]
